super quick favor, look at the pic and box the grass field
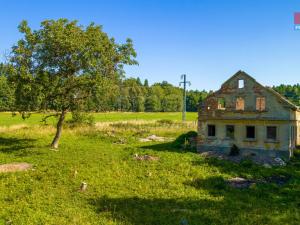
[0,112,197,126]
[0,112,300,225]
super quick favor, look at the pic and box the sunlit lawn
[0,112,299,225]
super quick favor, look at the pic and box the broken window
[236,97,245,110]
[208,125,216,137]
[267,126,277,140]
[218,98,225,109]
[238,79,244,88]
[226,125,234,139]
[256,97,266,111]
[246,126,255,139]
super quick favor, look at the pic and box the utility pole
[179,74,191,122]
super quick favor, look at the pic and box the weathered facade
[198,71,300,159]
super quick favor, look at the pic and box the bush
[173,131,198,151]
[156,119,174,126]
[229,144,240,156]
[67,111,95,127]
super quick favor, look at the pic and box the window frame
[236,97,245,110]
[246,126,255,139]
[266,126,277,141]
[238,79,244,88]
[207,124,216,137]
[226,125,235,139]
[217,98,226,110]
[256,97,266,111]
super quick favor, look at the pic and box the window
[246,126,255,139]
[238,79,244,88]
[208,125,216,137]
[218,98,225,109]
[291,126,295,143]
[236,97,245,110]
[256,97,266,111]
[226,125,234,139]
[267,126,277,140]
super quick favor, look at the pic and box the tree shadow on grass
[192,156,300,182]
[89,176,300,225]
[0,137,36,154]
[140,132,198,153]
[140,141,184,153]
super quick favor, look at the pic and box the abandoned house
[198,71,300,159]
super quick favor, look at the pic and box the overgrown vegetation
[229,144,240,156]
[0,113,299,225]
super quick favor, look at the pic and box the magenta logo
[295,13,300,30]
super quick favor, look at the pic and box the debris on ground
[134,154,159,161]
[274,157,286,166]
[227,174,291,189]
[80,182,87,192]
[139,134,168,142]
[227,177,255,188]
[199,150,287,167]
[264,175,291,186]
[0,163,32,173]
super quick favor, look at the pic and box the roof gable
[218,70,299,111]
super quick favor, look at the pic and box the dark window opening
[208,125,216,137]
[267,126,277,140]
[226,125,234,139]
[246,126,255,139]
[218,98,225,109]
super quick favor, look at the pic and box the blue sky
[0,0,299,90]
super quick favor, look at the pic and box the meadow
[0,112,299,225]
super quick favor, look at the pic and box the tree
[144,79,149,87]
[10,19,137,148]
[0,64,15,111]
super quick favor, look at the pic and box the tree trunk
[51,110,67,149]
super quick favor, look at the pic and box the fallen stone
[80,182,87,191]
[274,157,286,166]
[139,135,168,142]
[134,154,159,161]
[0,163,32,173]
[227,177,255,188]
[263,163,272,168]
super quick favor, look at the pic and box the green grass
[0,112,197,126]
[0,113,300,225]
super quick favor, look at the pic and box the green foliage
[173,130,198,150]
[10,19,137,114]
[67,111,95,127]
[229,144,240,156]
[156,119,174,125]
[9,19,137,147]
[0,63,15,111]
[273,84,300,106]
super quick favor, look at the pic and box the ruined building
[198,71,300,159]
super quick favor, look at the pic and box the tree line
[1,61,300,113]
[0,18,298,148]
[0,64,208,113]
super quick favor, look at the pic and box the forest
[1,62,299,113]
[0,62,208,112]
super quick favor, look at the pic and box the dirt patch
[0,162,32,173]
[199,150,287,167]
[134,154,159,161]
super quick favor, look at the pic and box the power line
[179,74,191,122]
